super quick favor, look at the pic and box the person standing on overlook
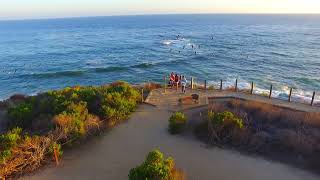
[169,72,175,87]
[181,76,187,93]
[174,74,180,88]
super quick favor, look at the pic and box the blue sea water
[0,14,320,103]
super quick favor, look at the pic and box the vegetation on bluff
[193,99,320,174]
[0,81,141,178]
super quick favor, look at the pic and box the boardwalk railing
[163,75,318,107]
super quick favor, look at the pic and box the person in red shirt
[169,72,175,87]
[174,74,179,87]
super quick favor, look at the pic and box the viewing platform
[145,88,320,113]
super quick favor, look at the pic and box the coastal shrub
[194,99,320,174]
[169,112,187,134]
[8,102,34,128]
[208,85,215,90]
[0,134,53,178]
[0,150,12,164]
[76,87,99,113]
[6,82,140,131]
[195,111,244,143]
[101,91,138,124]
[0,127,22,149]
[53,102,89,140]
[208,111,244,142]
[0,127,22,163]
[48,86,99,113]
[46,89,74,114]
[209,111,243,130]
[260,92,270,97]
[2,82,140,178]
[107,81,140,102]
[129,149,184,180]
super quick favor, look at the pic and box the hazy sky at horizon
[0,0,320,20]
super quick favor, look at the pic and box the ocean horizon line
[1,12,320,22]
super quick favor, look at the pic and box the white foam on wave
[161,38,191,47]
[161,40,174,45]
[85,59,103,66]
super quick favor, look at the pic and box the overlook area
[2,86,316,180]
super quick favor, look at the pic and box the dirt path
[23,104,318,180]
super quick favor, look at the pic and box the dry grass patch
[193,99,320,174]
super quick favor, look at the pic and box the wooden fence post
[220,80,223,91]
[288,88,293,102]
[164,75,167,93]
[54,147,59,166]
[250,82,254,94]
[235,79,238,92]
[269,85,273,99]
[204,80,207,91]
[193,77,195,89]
[311,91,316,106]
[191,77,194,90]
[141,89,144,102]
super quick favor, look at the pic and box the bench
[179,94,199,105]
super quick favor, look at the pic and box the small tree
[129,149,185,180]
[208,111,244,142]
[169,112,187,134]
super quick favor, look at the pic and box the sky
[0,0,319,20]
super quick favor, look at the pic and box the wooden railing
[163,75,318,107]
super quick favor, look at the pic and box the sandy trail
[23,104,318,180]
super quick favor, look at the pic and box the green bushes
[7,81,139,131]
[99,82,139,125]
[101,92,137,122]
[169,112,187,134]
[6,82,139,135]
[0,128,22,163]
[208,111,244,142]
[208,111,243,130]
[53,102,89,140]
[2,81,140,178]
[194,110,244,144]
[0,133,54,177]
[129,149,184,180]
[8,102,34,128]
[53,101,102,143]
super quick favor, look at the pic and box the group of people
[169,72,188,93]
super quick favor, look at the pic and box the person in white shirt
[180,76,187,93]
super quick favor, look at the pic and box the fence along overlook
[150,75,320,112]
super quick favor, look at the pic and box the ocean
[0,14,319,103]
